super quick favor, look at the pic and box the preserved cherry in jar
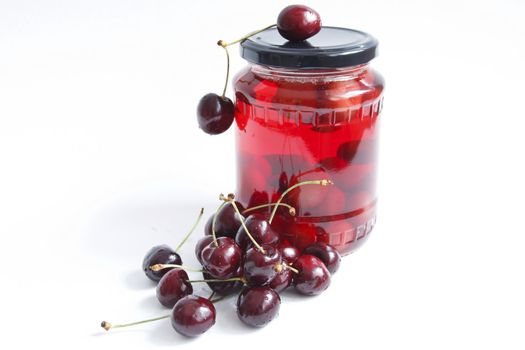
[233,27,384,255]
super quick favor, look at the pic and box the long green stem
[187,277,245,284]
[149,264,204,273]
[100,291,229,332]
[101,315,169,331]
[220,45,230,98]
[268,179,333,224]
[283,263,299,274]
[174,208,204,253]
[218,24,276,47]
[212,200,228,247]
[243,202,296,216]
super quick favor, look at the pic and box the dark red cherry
[235,213,280,251]
[269,268,293,293]
[243,245,281,287]
[142,244,182,282]
[171,295,216,337]
[200,237,242,279]
[156,268,193,308]
[195,236,214,265]
[277,241,300,264]
[197,93,234,135]
[293,254,331,295]
[204,215,213,236]
[237,287,281,327]
[247,190,270,209]
[277,5,321,41]
[204,202,245,239]
[303,242,341,274]
[202,269,244,295]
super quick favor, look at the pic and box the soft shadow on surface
[124,269,156,291]
[139,294,167,312]
[279,289,316,303]
[147,318,197,346]
[91,328,150,337]
[212,296,260,336]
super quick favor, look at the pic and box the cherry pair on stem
[197,5,322,135]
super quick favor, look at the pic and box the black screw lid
[240,26,378,69]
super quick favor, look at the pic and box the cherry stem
[212,200,228,247]
[268,179,334,224]
[174,207,204,253]
[218,45,230,98]
[283,264,299,274]
[220,193,266,254]
[100,293,228,332]
[149,264,204,273]
[218,24,276,47]
[243,203,296,216]
[101,315,169,331]
[187,276,245,284]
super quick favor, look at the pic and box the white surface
[1,0,524,349]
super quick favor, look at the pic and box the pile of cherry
[101,182,342,337]
[100,4,345,339]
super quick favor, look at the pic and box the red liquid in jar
[234,65,384,255]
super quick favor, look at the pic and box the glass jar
[233,27,384,255]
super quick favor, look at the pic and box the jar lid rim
[240,26,378,69]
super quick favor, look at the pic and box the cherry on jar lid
[240,26,378,70]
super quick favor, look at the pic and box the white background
[1,0,524,349]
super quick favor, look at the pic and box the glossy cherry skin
[293,254,331,295]
[235,213,280,251]
[203,215,214,236]
[278,241,300,264]
[142,245,182,282]
[277,5,321,41]
[204,202,245,239]
[243,245,281,287]
[171,295,216,337]
[269,268,293,293]
[202,269,243,295]
[195,236,214,265]
[197,93,234,135]
[303,242,341,274]
[200,237,242,279]
[156,268,193,308]
[237,287,281,327]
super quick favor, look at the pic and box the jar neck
[250,63,369,82]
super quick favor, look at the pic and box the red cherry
[235,213,280,251]
[195,236,214,265]
[237,287,281,327]
[204,202,246,239]
[243,245,281,287]
[156,268,193,308]
[293,254,331,295]
[287,169,332,214]
[171,295,216,337]
[202,269,243,296]
[269,268,293,293]
[200,237,242,279]
[277,5,322,41]
[142,245,182,282]
[197,93,234,135]
[277,241,300,264]
[303,242,342,274]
